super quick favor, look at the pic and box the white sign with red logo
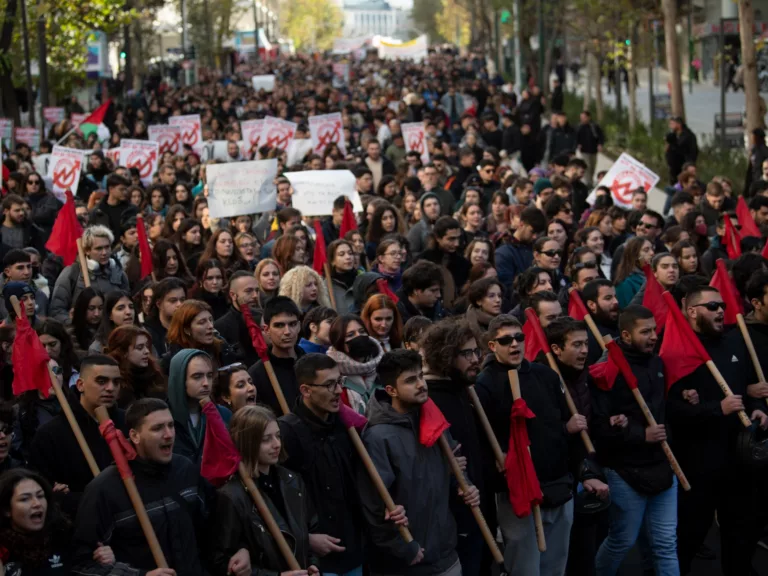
[169,114,203,155]
[49,145,84,201]
[105,148,121,165]
[402,122,429,165]
[207,158,278,218]
[593,153,660,210]
[121,139,159,186]
[43,107,65,128]
[70,113,87,127]
[241,119,264,158]
[14,127,40,150]
[309,113,346,156]
[148,124,183,156]
[332,62,350,85]
[262,117,296,151]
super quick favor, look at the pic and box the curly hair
[419,317,476,378]
[278,265,331,311]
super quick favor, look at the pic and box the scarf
[327,339,384,414]
[0,525,58,567]
[466,306,496,339]
[333,268,358,289]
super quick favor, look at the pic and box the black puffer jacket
[71,456,207,576]
[208,466,319,576]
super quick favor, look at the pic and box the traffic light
[120,49,126,58]
[625,38,631,46]
[500,9,511,23]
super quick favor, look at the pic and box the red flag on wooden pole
[11,313,51,397]
[136,214,154,280]
[723,214,742,260]
[45,190,83,266]
[339,199,358,238]
[736,197,762,237]
[709,259,744,325]
[641,264,668,333]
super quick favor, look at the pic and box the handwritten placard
[207,159,278,218]
[284,170,363,216]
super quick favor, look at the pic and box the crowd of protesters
[2,47,768,576]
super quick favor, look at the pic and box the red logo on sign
[248,134,261,156]
[158,132,181,154]
[610,170,649,202]
[127,149,158,179]
[181,125,200,146]
[266,127,294,150]
[52,158,80,189]
[315,121,342,152]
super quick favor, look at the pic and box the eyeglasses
[307,376,344,391]
[540,249,562,258]
[693,301,727,312]
[218,362,247,373]
[559,207,573,215]
[384,251,402,258]
[494,333,526,346]
[573,261,597,271]
[239,242,256,250]
[50,365,62,375]
[458,348,483,360]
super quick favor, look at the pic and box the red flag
[313,219,327,276]
[80,100,112,126]
[339,199,358,238]
[658,291,711,389]
[589,354,620,391]
[523,308,548,362]
[709,259,744,325]
[505,398,543,517]
[136,214,154,280]
[241,303,270,363]
[641,264,668,333]
[375,278,400,304]
[200,401,241,487]
[98,418,137,479]
[45,190,83,266]
[567,290,589,321]
[723,213,742,260]
[736,197,762,238]
[11,313,51,398]
[339,402,367,432]
[605,340,639,390]
[419,398,450,447]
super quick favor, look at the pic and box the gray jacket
[331,277,355,314]
[358,389,461,576]
[50,259,130,323]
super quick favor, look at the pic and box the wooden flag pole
[266,361,290,415]
[467,386,506,471]
[324,263,338,311]
[602,336,691,491]
[508,370,547,553]
[735,313,768,408]
[11,296,99,477]
[198,398,301,570]
[76,238,91,288]
[94,406,168,568]
[345,425,414,543]
[437,434,505,564]
[705,359,752,428]
[568,287,606,351]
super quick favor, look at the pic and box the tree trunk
[0,0,19,123]
[739,0,761,131]
[661,0,685,118]
[583,48,593,110]
[595,44,604,123]
[628,23,637,131]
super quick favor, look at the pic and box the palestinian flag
[79,100,112,142]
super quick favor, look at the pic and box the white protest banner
[332,36,372,54]
[201,140,248,162]
[71,113,87,127]
[309,112,346,156]
[285,139,314,167]
[169,114,203,155]
[33,154,51,177]
[50,145,84,201]
[148,124,183,156]
[241,119,264,158]
[285,170,364,216]
[0,119,13,149]
[332,62,350,85]
[121,139,159,186]
[207,159,278,218]
[105,148,121,165]
[14,127,40,150]
[402,122,429,164]
[43,107,65,132]
[251,75,276,92]
[378,34,428,61]
[592,153,660,210]
[262,117,296,150]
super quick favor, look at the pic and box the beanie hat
[533,178,553,196]
[3,281,33,317]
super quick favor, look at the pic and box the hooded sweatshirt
[167,349,231,465]
[406,192,441,259]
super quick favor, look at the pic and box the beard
[695,314,722,337]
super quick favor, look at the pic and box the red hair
[361,294,403,348]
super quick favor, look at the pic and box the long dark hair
[198,229,250,275]
[173,218,204,261]
[71,287,104,351]
[366,202,404,244]
[36,319,79,385]
[95,290,135,349]
[152,238,193,284]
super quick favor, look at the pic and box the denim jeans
[595,469,679,576]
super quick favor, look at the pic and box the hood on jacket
[352,272,384,311]
[419,191,441,214]
[366,388,416,430]
[168,348,211,431]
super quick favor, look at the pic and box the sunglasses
[574,261,597,271]
[559,207,573,214]
[458,348,483,360]
[218,362,247,373]
[495,333,526,346]
[693,301,727,312]
[540,249,562,258]
[637,222,658,229]
[27,180,40,185]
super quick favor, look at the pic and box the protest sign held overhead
[50,145,84,201]
[241,119,264,158]
[169,114,203,155]
[263,117,296,150]
[285,170,364,216]
[121,139,159,185]
[148,124,183,155]
[309,113,346,156]
[592,153,660,210]
[402,122,429,164]
[207,158,278,218]
[251,75,276,92]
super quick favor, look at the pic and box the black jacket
[28,401,126,516]
[667,330,761,475]
[357,390,462,576]
[143,316,169,357]
[215,305,260,368]
[576,122,604,154]
[417,248,470,295]
[27,191,63,236]
[209,466,319,576]
[71,456,207,576]
[197,289,230,319]
[746,315,768,377]
[248,347,305,415]
[586,318,620,366]
[590,344,669,473]
[475,358,572,501]
[395,288,448,324]
[278,401,364,574]
[746,142,768,193]
[1,523,72,576]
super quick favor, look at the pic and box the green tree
[411,0,445,43]
[279,0,342,52]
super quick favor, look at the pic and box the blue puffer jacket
[495,238,534,286]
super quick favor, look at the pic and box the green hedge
[563,91,748,193]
